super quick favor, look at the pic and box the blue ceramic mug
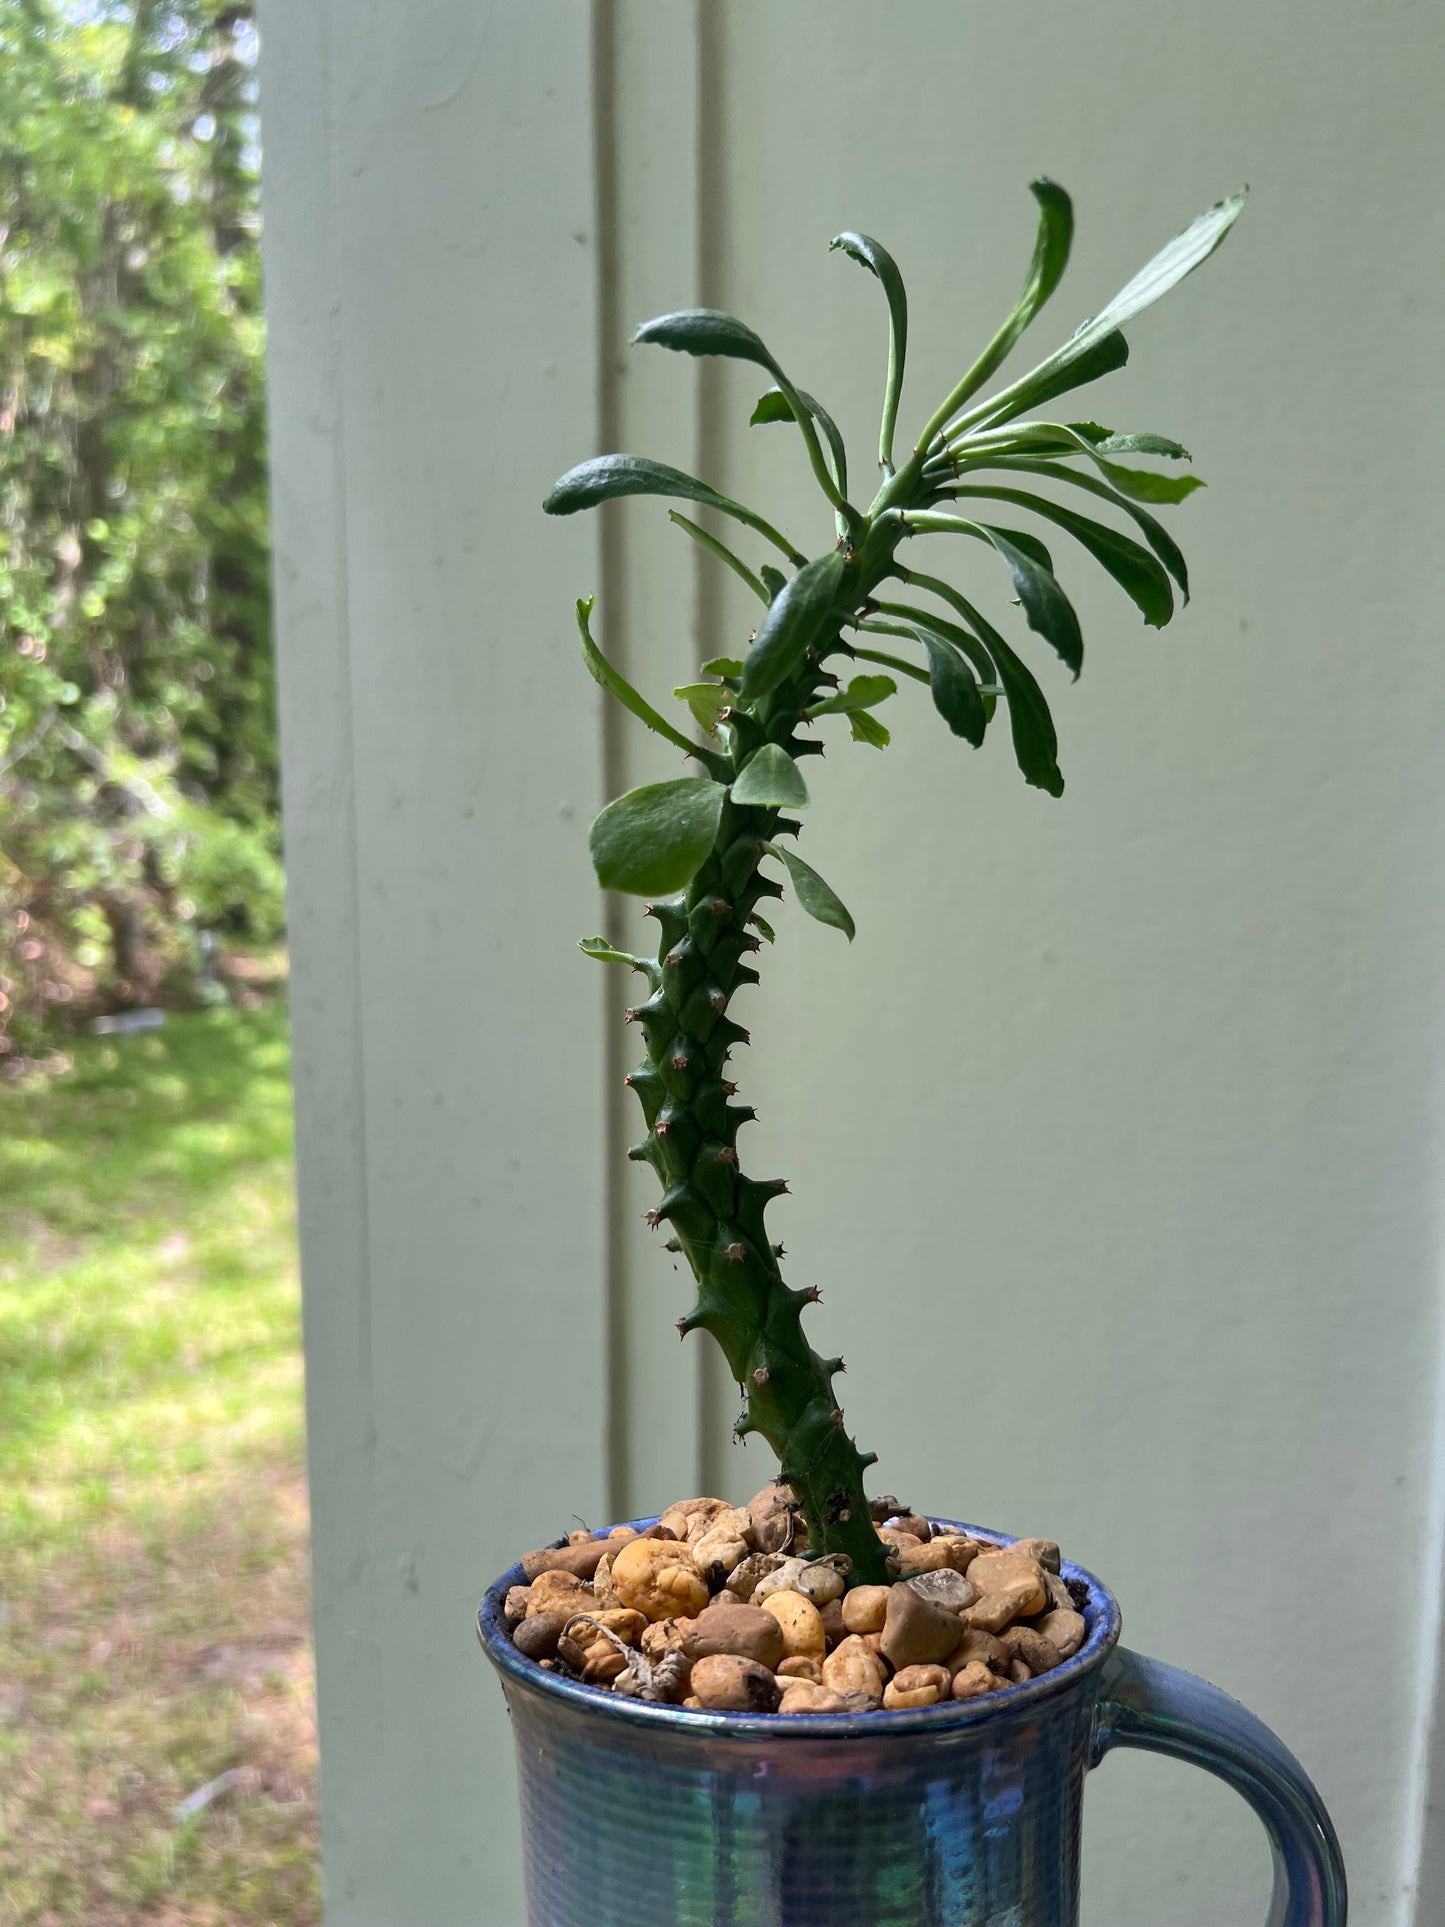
[478,1518,1346,1927]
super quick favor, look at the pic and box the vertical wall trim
[1405,1273,1445,1919]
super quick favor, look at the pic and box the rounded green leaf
[635,307,779,372]
[589,779,727,896]
[740,550,849,699]
[674,682,729,735]
[732,742,810,808]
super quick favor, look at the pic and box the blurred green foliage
[0,2,279,1066]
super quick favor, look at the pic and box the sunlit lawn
[0,1005,318,1926]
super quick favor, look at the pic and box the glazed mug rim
[478,1514,1122,1740]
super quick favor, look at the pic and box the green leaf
[765,842,856,940]
[848,709,891,749]
[904,516,1082,675]
[983,330,1130,427]
[905,574,1062,794]
[917,629,986,744]
[829,230,908,470]
[579,936,648,969]
[752,913,777,943]
[951,180,1074,421]
[667,511,768,602]
[848,642,931,687]
[576,597,699,753]
[869,601,998,720]
[674,682,730,734]
[635,306,781,371]
[740,550,849,699]
[750,386,849,500]
[988,524,1054,574]
[760,566,789,602]
[701,656,744,677]
[982,458,1192,598]
[732,742,811,808]
[589,778,728,896]
[973,421,1202,504]
[947,485,1174,626]
[807,673,897,719]
[544,454,798,560]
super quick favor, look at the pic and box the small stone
[521,1540,609,1581]
[568,1529,595,1546]
[1000,1626,1061,1676]
[759,1589,827,1661]
[659,1497,731,1542]
[747,1483,800,1555]
[962,1580,1042,1634]
[503,1585,533,1627]
[819,1597,847,1647]
[1043,1569,1075,1614]
[880,1582,964,1669]
[752,1557,808,1602]
[1034,1610,1086,1660]
[945,1628,1007,1676]
[823,1634,887,1701]
[1007,1658,1033,1684]
[951,1660,998,1701]
[876,1528,922,1552]
[777,1680,850,1715]
[610,1537,710,1623]
[725,1553,785,1603]
[681,1603,784,1670]
[896,1542,963,1577]
[513,1612,567,1660]
[883,1663,949,1708]
[690,1653,781,1713]
[930,1535,982,1570]
[682,1694,703,1709]
[691,1526,752,1579]
[527,1570,586,1616]
[1009,1538,1061,1574]
[905,1570,977,1613]
[841,1585,891,1635]
[571,1607,645,1647]
[607,1525,640,1543]
[582,1643,630,1684]
[776,1655,822,1682]
[888,1515,933,1542]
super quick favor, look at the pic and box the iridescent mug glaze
[478,1518,1346,1927]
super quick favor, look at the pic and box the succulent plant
[546,183,1243,1585]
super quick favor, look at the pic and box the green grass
[0,1005,319,1926]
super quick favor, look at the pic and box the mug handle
[1092,1647,1347,1927]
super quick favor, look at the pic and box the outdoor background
[5,3,1445,1927]
[0,5,318,1923]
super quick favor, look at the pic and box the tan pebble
[1000,1626,1060,1676]
[641,1619,693,1672]
[888,1515,934,1542]
[590,1553,622,1610]
[951,1660,998,1701]
[841,1585,892,1635]
[691,1526,752,1577]
[607,1525,640,1543]
[794,1560,848,1606]
[521,1541,608,1581]
[571,1607,645,1647]
[945,1628,1007,1677]
[753,1557,808,1602]
[690,1653,781,1713]
[527,1571,586,1615]
[681,1602,784,1670]
[823,1634,887,1700]
[568,1529,595,1546]
[1042,1570,1075,1614]
[876,1528,922,1551]
[581,1643,630,1684]
[968,1551,1047,1600]
[898,1542,966,1577]
[512,1612,568,1661]
[658,1498,731,1542]
[682,1694,703,1709]
[747,1483,799,1555]
[1007,1658,1033,1684]
[880,1581,965,1670]
[1010,1538,1061,1574]
[610,1537,710,1622]
[862,1630,890,1664]
[907,1569,977,1614]
[503,1585,533,1628]
[726,1553,786,1603]
[962,1580,1042,1635]
[930,1535,982,1569]
[1036,1608,1086,1660]
[641,1523,679,1542]
[759,1589,827,1661]
[777,1680,851,1714]
[776,1655,822,1682]
[819,1597,847,1648]
[883,1663,949,1709]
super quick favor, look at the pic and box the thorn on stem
[645,1209,662,1229]
[725,1241,747,1263]
[752,1367,769,1386]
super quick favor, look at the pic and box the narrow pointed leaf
[589,778,728,896]
[848,709,891,749]
[576,597,698,753]
[674,682,730,734]
[807,673,897,719]
[988,524,1054,574]
[740,550,849,699]
[983,458,1191,598]
[905,575,1063,795]
[635,307,781,372]
[765,842,855,941]
[760,565,789,602]
[545,454,798,559]
[667,511,768,601]
[579,936,650,970]
[753,913,777,943]
[947,485,1173,626]
[751,386,849,498]
[849,640,931,686]
[871,601,997,720]
[904,516,1082,674]
[974,330,1130,429]
[962,420,1201,504]
[732,742,811,807]
[829,230,908,469]
[917,629,987,744]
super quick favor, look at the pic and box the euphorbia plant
[546,183,1243,1589]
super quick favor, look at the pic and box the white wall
[261,3,1445,1922]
